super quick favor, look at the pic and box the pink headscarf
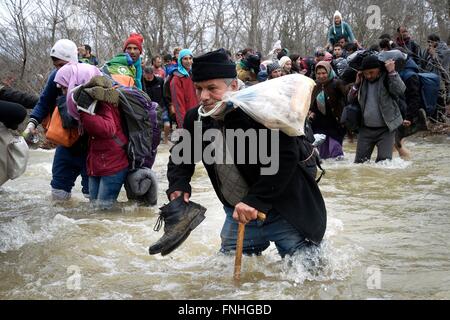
[54,62,102,120]
[324,52,333,62]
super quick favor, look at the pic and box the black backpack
[114,87,160,170]
[340,103,362,132]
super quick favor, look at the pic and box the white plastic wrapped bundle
[378,49,408,71]
[377,49,407,63]
[221,74,316,136]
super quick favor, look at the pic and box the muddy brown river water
[1,134,449,299]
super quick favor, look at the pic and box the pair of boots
[149,196,206,256]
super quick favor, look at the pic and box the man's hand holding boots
[170,191,190,203]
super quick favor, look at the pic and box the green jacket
[328,21,356,45]
[104,53,136,78]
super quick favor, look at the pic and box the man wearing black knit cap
[149,48,326,257]
[348,56,405,163]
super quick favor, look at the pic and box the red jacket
[170,71,199,128]
[153,66,166,79]
[80,102,129,177]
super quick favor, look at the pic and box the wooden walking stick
[233,212,266,283]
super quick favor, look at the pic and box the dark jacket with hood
[166,106,327,245]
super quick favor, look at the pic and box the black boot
[149,196,206,256]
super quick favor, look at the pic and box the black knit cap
[360,55,382,71]
[192,48,237,82]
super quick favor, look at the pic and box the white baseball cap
[50,39,78,63]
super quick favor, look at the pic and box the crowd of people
[71,12,450,164]
[230,13,448,162]
[1,10,449,259]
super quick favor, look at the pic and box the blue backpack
[400,59,440,116]
[417,72,440,116]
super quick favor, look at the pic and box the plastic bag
[348,49,407,72]
[377,49,407,63]
[1,123,29,186]
[7,135,29,180]
[378,49,408,71]
[221,74,316,136]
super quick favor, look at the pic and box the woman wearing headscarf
[279,56,294,75]
[309,61,349,160]
[55,63,129,209]
[170,49,199,129]
[327,11,356,50]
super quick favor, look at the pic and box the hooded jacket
[327,12,356,45]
